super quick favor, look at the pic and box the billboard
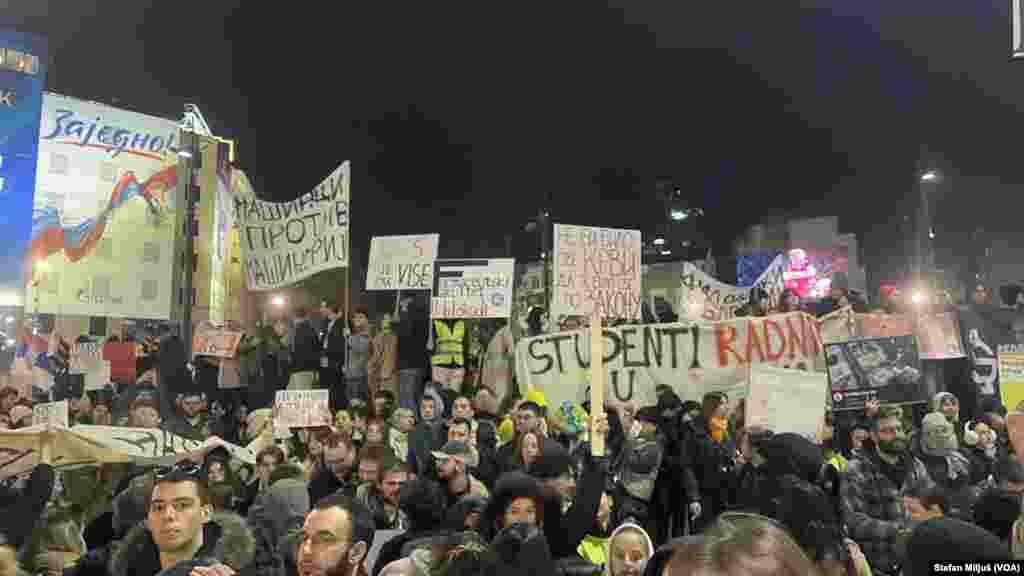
[0,30,47,303]
[27,93,180,319]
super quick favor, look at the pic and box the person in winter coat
[604,522,653,576]
[244,469,308,576]
[0,428,55,562]
[79,463,256,576]
[612,407,663,538]
[841,407,935,575]
[905,518,1011,576]
[911,412,975,520]
[962,417,1001,485]
[371,478,446,576]
[684,392,737,533]
[408,386,445,475]
[930,392,964,445]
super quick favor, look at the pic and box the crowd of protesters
[1,279,1024,576]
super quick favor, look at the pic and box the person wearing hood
[911,412,974,519]
[962,417,1001,485]
[905,517,1010,575]
[604,523,653,576]
[929,392,963,446]
[408,386,445,475]
[840,406,934,575]
[683,392,736,533]
[612,406,663,537]
[244,465,309,576]
[99,462,256,576]
[388,408,414,466]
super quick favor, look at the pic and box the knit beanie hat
[921,412,957,457]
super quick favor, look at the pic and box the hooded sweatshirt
[603,523,654,576]
[409,386,445,474]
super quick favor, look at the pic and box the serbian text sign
[515,311,824,409]
[432,259,515,319]
[552,224,642,320]
[193,322,244,358]
[235,161,350,290]
[679,255,785,322]
[274,390,332,429]
[366,234,439,290]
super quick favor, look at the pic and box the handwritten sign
[678,256,785,322]
[366,234,439,290]
[32,401,69,427]
[234,161,350,291]
[553,224,641,320]
[745,365,827,438]
[0,425,256,479]
[431,259,515,319]
[70,342,104,375]
[193,322,244,358]
[274,390,332,429]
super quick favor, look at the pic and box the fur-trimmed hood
[107,512,255,576]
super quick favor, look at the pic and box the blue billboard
[0,30,46,305]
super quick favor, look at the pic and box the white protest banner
[431,259,515,319]
[234,161,350,291]
[33,401,69,427]
[366,234,439,290]
[515,311,824,409]
[745,365,828,438]
[84,361,111,391]
[679,255,785,322]
[0,425,256,479]
[274,390,332,429]
[69,342,103,375]
[553,224,642,320]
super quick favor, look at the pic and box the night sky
[4,1,1024,280]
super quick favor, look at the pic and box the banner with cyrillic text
[432,259,515,319]
[193,321,244,358]
[274,390,332,429]
[679,255,785,322]
[366,234,439,290]
[514,311,825,409]
[552,224,642,320]
[0,425,256,479]
[234,161,350,290]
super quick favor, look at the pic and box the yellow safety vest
[432,320,465,366]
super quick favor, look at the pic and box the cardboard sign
[274,390,332,429]
[431,259,515,319]
[552,224,642,320]
[679,256,785,322]
[193,322,244,358]
[32,401,69,427]
[366,234,439,290]
[745,365,827,438]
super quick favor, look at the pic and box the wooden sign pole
[590,314,605,457]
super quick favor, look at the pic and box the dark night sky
[4,0,1024,272]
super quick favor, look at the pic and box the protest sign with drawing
[745,365,827,439]
[431,259,515,319]
[234,161,350,291]
[193,322,244,358]
[366,234,439,290]
[825,335,923,411]
[552,224,642,321]
[274,390,332,429]
[32,401,69,427]
[516,311,825,410]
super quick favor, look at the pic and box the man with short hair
[433,440,489,505]
[309,433,357,504]
[166,392,220,441]
[108,462,255,575]
[288,307,321,391]
[841,407,935,574]
[297,493,375,576]
[355,459,409,530]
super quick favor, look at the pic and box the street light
[670,208,688,221]
[653,238,666,246]
[920,170,940,183]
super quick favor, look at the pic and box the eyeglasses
[155,462,202,481]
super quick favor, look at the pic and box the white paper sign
[366,234,439,290]
[33,401,69,427]
[84,361,111,391]
[679,255,785,322]
[274,390,332,429]
[234,162,350,291]
[745,364,828,438]
[553,224,642,320]
[431,259,515,319]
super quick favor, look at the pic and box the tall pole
[182,130,198,351]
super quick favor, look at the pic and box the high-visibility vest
[431,320,465,366]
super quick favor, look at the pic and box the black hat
[530,444,572,480]
[635,406,660,425]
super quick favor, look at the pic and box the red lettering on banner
[804,314,822,357]
[762,319,786,361]
[785,315,803,360]
[745,320,765,363]
[715,324,745,367]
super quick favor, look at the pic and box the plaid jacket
[840,449,934,573]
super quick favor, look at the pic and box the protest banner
[999,344,1024,413]
[825,335,923,411]
[745,365,827,438]
[552,224,642,321]
[69,342,104,375]
[915,312,965,360]
[274,390,332,429]
[234,161,350,291]
[193,322,244,358]
[959,306,1022,405]
[32,401,68,427]
[515,311,824,409]
[366,234,439,290]
[431,259,515,319]
[679,256,785,323]
[0,425,256,479]
[84,362,111,391]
